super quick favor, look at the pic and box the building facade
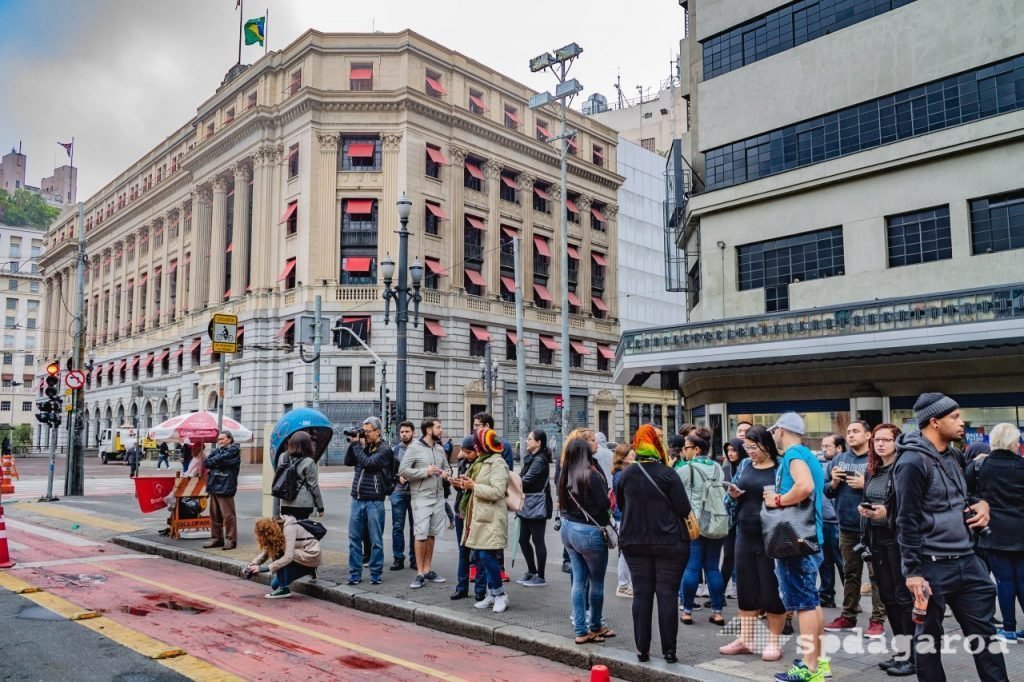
[590,82,688,156]
[0,150,27,194]
[40,165,77,205]
[41,30,624,460]
[0,222,45,433]
[617,0,1024,448]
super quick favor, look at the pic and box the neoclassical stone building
[41,30,624,458]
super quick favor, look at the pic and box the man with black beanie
[892,392,1007,681]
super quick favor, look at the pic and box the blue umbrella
[269,407,334,467]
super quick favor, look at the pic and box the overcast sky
[1,0,684,200]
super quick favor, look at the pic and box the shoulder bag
[567,488,617,549]
[637,463,700,541]
[759,466,819,558]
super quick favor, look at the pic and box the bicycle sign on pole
[208,313,238,432]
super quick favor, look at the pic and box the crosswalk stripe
[4,519,104,546]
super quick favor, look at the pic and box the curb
[113,532,743,682]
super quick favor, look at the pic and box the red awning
[350,66,373,80]
[566,199,579,214]
[424,320,447,337]
[470,326,491,342]
[464,268,486,287]
[106,362,115,373]
[345,199,374,215]
[591,296,608,311]
[426,147,448,165]
[506,331,519,345]
[465,215,486,231]
[347,143,375,158]
[117,359,127,372]
[425,202,448,219]
[533,283,552,302]
[425,258,447,276]
[591,206,607,222]
[277,259,297,281]
[274,320,295,339]
[139,273,149,286]
[570,340,591,355]
[204,346,214,356]
[464,162,485,181]
[539,336,560,351]
[533,236,551,258]
[567,136,579,150]
[128,356,140,370]
[279,202,298,224]
[501,226,518,238]
[237,327,245,341]
[167,260,177,274]
[188,338,201,354]
[171,346,184,360]
[567,291,582,307]
[598,344,615,360]
[343,257,372,273]
[155,349,169,364]
[501,176,518,189]
[91,366,103,379]
[505,110,520,125]
[537,124,551,138]
[533,186,550,200]
[500,276,516,292]
[592,252,608,266]
[141,354,155,369]
[469,94,488,111]
[425,77,446,95]
[567,245,580,259]
[594,148,604,160]
[226,242,234,253]
[184,253,191,265]
[223,289,232,299]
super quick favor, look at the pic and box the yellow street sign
[209,313,238,354]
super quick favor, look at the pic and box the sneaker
[469,566,477,581]
[1016,629,1024,639]
[310,570,317,582]
[719,639,753,655]
[370,576,382,585]
[864,620,886,639]
[423,571,446,583]
[725,579,737,599]
[824,616,856,632]
[996,629,1018,643]
[775,660,825,682]
[410,574,426,589]
[473,595,496,609]
[500,570,510,582]
[265,587,292,599]
[389,558,405,571]
[346,576,361,586]
[492,594,509,613]
[516,573,536,585]
[616,585,634,598]
[886,660,915,677]
[818,659,832,679]
[522,576,546,587]
[944,604,953,618]
[878,656,897,671]
[861,583,872,595]
[696,583,709,598]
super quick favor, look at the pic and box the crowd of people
[235,393,1018,682]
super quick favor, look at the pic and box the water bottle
[912,582,932,624]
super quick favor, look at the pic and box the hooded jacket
[892,431,974,578]
[520,447,553,519]
[251,516,322,573]
[824,449,870,532]
[205,442,241,496]
[594,433,614,483]
[277,453,324,511]
[966,449,1024,553]
[344,438,395,501]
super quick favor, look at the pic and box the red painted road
[4,521,588,681]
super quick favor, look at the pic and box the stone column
[249,144,281,291]
[230,163,252,297]
[604,204,619,319]
[107,248,118,341]
[208,176,229,303]
[447,145,468,292]
[378,132,404,272]
[548,184,564,309]
[484,160,502,297]
[191,185,213,311]
[311,132,340,285]
[145,224,160,329]
[131,232,146,334]
[517,173,536,302]
[160,211,174,324]
[176,199,190,316]
[103,248,115,343]
[576,195,593,315]
[89,259,101,345]
[42,278,54,357]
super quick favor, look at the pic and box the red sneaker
[864,620,886,639]
[469,566,477,581]
[500,570,510,582]
[825,616,857,632]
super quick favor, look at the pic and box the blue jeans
[271,562,316,590]
[987,549,1024,631]
[475,549,505,597]
[681,536,725,612]
[454,516,482,598]
[561,520,609,637]
[348,499,385,579]
[390,491,414,561]
[775,551,824,612]
[818,522,843,603]
[157,454,169,468]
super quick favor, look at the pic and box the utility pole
[483,342,494,415]
[65,203,86,496]
[381,194,422,426]
[312,295,322,409]
[513,236,528,462]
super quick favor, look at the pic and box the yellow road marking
[11,501,143,533]
[98,564,469,682]
[0,571,240,680]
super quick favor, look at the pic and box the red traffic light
[45,362,60,377]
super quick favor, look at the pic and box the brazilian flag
[244,17,265,46]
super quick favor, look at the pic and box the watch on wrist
[774,494,783,508]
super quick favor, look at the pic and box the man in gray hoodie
[893,393,1005,682]
[399,418,450,590]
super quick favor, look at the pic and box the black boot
[886,660,915,677]
[390,558,404,571]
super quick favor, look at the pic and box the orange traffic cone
[589,665,610,682]
[0,505,15,568]
[5,454,19,480]
[0,457,12,495]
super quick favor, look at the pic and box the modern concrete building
[0,149,27,194]
[41,30,624,460]
[617,0,1024,448]
[590,81,688,156]
[0,222,45,435]
[40,165,77,205]
[1,145,78,208]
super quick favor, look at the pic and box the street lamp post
[529,43,584,444]
[381,192,423,425]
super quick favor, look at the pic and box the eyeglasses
[682,445,699,451]
[872,438,894,444]
[742,444,761,452]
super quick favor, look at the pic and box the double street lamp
[381,192,423,425]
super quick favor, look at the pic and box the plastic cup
[763,485,776,495]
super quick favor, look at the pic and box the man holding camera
[825,420,886,637]
[344,416,395,586]
[893,393,1007,681]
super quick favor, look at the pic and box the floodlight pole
[557,62,571,444]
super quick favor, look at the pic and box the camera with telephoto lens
[964,510,993,538]
[343,427,362,438]
[852,542,873,561]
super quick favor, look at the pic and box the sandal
[680,613,693,625]
[596,626,616,638]
[710,613,726,626]
[574,631,605,644]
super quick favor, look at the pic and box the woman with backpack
[275,431,324,520]
[244,516,322,599]
[515,429,553,587]
[678,430,728,626]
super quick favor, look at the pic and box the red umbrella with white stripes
[147,411,253,445]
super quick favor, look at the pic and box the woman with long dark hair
[277,431,324,520]
[678,431,727,625]
[719,425,786,661]
[516,429,553,587]
[559,436,613,644]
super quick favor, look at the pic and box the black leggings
[720,525,737,583]
[624,544,689,656]
[518,518,548,578]
[871,541,915,647]
[735,528,786,613]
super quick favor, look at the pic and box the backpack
[689,463,730,539]
[505,469,525,512]
[271,455,306,501]
[887,447,967,535]
[296,518,327,540]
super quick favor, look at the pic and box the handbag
[759,495,820,559]
[518,491,547,520]
[567,490,617,549]
[637,462,700,541]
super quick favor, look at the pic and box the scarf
[458,452,495,515]
[632,424,667,464]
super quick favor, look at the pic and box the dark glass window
[887,205,952,267]
[702,0,918,80]
[738,226,845,312]
[970,189,1024,255]
[705,54,1024,191]
[339,136,381,171]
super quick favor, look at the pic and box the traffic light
[36,363,63,426]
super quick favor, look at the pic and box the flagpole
[264,9,269,56]
[70,136,74,171]
[237,0,243,66]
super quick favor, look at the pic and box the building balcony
[500,250,514,269]
[615,283,1024,382]
[533,259,549,278]
[464,242,484,264]
[341,229,378,248]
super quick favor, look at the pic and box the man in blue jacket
[345,416,395,585]
[203,432,241,550]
